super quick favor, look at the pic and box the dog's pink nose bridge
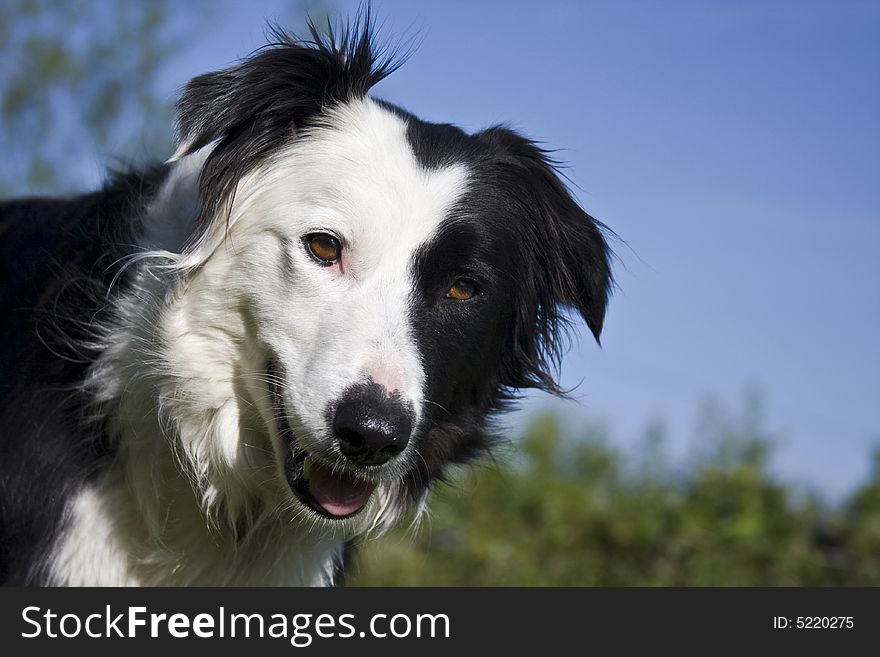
[369,359,404,395]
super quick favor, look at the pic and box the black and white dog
[0,21,612,585]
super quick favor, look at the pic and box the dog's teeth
[303,456,312,481]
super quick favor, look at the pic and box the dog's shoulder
[0,168,168,385]
[0,168,167,584]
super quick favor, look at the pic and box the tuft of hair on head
[172,8,407,249]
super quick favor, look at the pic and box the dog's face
[159,25,611,536]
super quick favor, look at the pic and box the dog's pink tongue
[308,462,375,517]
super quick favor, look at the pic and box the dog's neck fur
[49,460,343,586]
[48,156,345,586]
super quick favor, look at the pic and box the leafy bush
[351,409,879,586]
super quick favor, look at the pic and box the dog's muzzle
[268,364,413,520]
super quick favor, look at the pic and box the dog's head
[155,20,612,536]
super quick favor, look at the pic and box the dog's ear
[172,18,398,234]
[477,127,613,393]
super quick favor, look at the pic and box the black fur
[0,170,167,583]
[393,114,613,499]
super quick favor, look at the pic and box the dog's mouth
[267,361,376,519]
[284,449,376,519]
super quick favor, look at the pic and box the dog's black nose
[333,385,412,466]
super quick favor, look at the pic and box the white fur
[49,98,469,586]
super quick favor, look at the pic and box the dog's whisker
[422,398,451,415]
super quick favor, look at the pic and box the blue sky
[96,1,880,499]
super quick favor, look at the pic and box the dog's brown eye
[305,233,341,264]
[447,278,478,301]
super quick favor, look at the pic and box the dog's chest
[48,479,343,586]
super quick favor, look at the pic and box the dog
[0,19,612,586]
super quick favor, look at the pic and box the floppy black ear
[173,18,398,233]
[533,156,613,344]
[477,127,613,393]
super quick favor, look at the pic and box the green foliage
[351,403,880,586]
